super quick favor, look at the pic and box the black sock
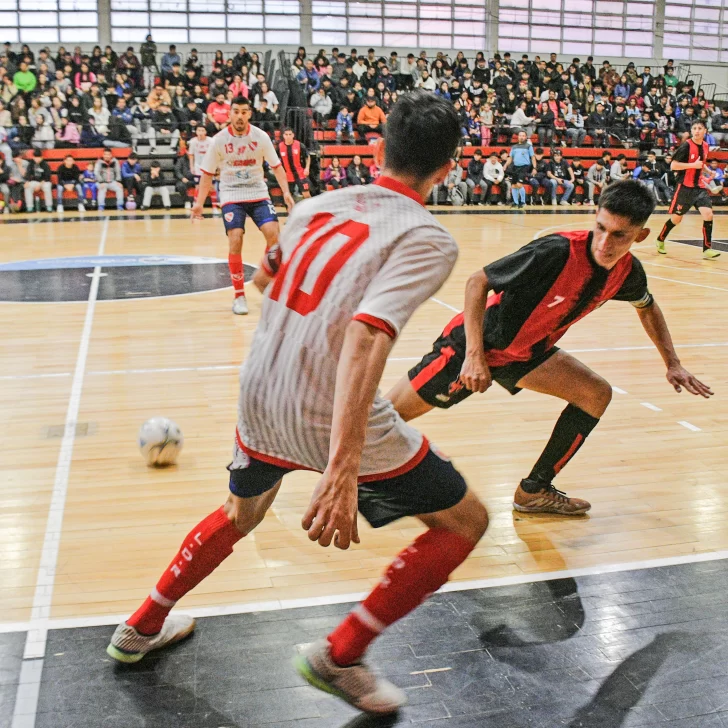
[658,219,676,242]
[525,404,600,488]
[703,220,713,251]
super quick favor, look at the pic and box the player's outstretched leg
[295,456,488,715]
[656,213,681,255]
[227,227,248,314]
[107,485,281,663]
[700,206,720,260]
[513,351,612,515]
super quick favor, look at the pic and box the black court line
[10,558,728,727]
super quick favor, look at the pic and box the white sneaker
[232,295,249,315]
[294,639,406,715]
[585,200,595,206]
[560,200,571,206]
[184,201,191,210]
[106,614,196,664]
[56,204,63,213]
[212,206,221,216]
[78,203,85,212]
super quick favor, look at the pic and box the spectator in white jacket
[609,154,629,183]
[586,159,607,204]
[481,151,505,205]
[510,102,535,138]
[416,70,437,92]
[310,88,333,126]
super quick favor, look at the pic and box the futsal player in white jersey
[191,96,295,315]
[108,92,489,715]
[186,125,210,180]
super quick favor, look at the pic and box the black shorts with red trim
[408,328,559,407]
[669,185,712,216]
[227,443,466,528]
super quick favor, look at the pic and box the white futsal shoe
[294,639,407,714]
[106,614,196,664]
[232,295,249,315]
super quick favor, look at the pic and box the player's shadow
[338,713,400,728]
[566,631,690,727]
[473,514,585,653]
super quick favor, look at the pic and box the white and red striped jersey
[188,136,211,177]
[234,177,459,478]
[199,124,281,205]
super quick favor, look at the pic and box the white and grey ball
[138,417,184,466]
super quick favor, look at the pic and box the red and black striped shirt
[471,231,652,367]
[673,139,709,188]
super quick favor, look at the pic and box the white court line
[648,275,728,293]
[430,296,460,313]
[678,420,702,432]
[641,402,663,412]
[641,259,728,277]
[4,342,728,383]
[2,547,728,636]
[611,386,628,394]
[11,217,108,728]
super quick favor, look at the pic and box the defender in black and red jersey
[656,119,720,260]
[387,180,713,516]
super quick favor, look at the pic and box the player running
[656,119,720,260]
[192,96,295,315]
[107,92,490,715]
[386,180,712,516]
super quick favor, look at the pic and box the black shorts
[408,324,559,407]
[669,185,712,216]
[509,165,531,184]
[228,444,467,529]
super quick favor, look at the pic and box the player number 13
[269,212,369,316]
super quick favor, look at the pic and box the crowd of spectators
[1,38,727,213]
[301,47,728,151]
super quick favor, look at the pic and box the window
[499,0,655,56]
[1,0,98,44]
[664,0,728,61]
[110,0,299,44]
[312,0,486,49]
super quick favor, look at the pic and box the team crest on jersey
[225,211,235,222]
[249,141,258,150]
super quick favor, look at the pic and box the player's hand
[691,160,704,170]
[302,470,360,550]
[459,352,492,393]
[666,364,713,398]
[283,192,295,213]
[190,202,204,220]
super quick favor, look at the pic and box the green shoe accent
[703,249,721,260]
[656,239,666,255]
[293,655,352,703]
[106,643,145,664]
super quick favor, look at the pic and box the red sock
[327,529,475,666]
[228,254,245,297]
[127,506,242,635]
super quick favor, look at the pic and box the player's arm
[458,269,492,393]
[191,171,214,219]
[635,301,713,398]
[302,320,393,550]
[671,143,702,171]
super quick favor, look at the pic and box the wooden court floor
[0,206,727,630]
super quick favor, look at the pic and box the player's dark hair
[231,95,249,107]
[598,179,655,226]
[384,91,460,178]
[691,119,706,129]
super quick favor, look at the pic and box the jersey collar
[374,176,425,207]
[227,124,250,137]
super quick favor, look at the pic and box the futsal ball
[125,196,137,211]
[138,417,183,466]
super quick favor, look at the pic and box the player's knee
[591,376,613,414]
[223,493,263,536]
